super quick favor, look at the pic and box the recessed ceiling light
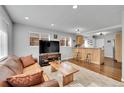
[51,24,55,27]
[73,5,78,9]
[25,17,29,20]
[75,28,79,31]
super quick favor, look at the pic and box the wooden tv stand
[39,53,61,67]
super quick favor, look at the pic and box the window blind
[0,17,8,60]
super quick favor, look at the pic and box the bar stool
[76,52,81,62]
[85,53,91,64]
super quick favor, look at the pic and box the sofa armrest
[34,58,38,62]
[39,79,59,87]
[0,81,11,87]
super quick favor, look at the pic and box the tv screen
[39,40,60,53]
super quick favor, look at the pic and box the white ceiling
[5,5,124,34]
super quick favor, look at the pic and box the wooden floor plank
[68,57,122,81]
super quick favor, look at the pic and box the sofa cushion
[32,79,59,87]
[20,55,36,68]
[7,71,43,87]
[0,55,23,74]
[23,63,42,74]
[10,55,23,71]
[4,58,23,74]
[0,65,15,81]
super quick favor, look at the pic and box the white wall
[84,36,96,48]
[95,33,115,58]
[96,39,104,48]
[104,33,115,58]
[0,6,13,55]
[13,23,76,60]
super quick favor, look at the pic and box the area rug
[42,61,124,87]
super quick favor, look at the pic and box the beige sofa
[0,55,59,87]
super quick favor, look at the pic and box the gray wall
[0,6,13,55]
[13,23,76,60]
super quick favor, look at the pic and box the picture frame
[54,34,58,39]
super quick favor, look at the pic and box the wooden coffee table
[49,62,79,86]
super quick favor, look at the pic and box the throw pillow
[20,55,36,68]
[7,71,43,87]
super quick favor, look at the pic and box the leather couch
[0,55,59,87]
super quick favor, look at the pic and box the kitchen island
[73,48,104,65]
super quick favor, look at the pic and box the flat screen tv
[39,40,60,54]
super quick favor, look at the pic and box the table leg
[63,74,73,86]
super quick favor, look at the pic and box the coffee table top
[49,62,79,76]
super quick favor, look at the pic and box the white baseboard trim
[61,57,73,61]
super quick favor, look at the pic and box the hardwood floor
[68,57,122,81]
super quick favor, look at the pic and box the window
[60,37,66,46]
[0,17,8,60]
[66,37,72,47]
[40,33,50,41]
[29,33,40,46]
[29,32,50,46]
[60,36,72,47]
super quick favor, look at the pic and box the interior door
[104,39,114,58]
